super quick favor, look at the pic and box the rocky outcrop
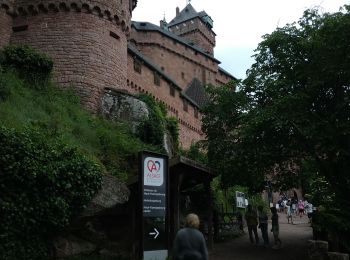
[308,240,329,260]
[54,235,96,258]
[101,88,149,133]
[82,174,130,217]
[53,174,132,259]
[328,252,349,260]
[308,240,349,260]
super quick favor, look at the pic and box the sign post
[140,152,168,260]
[236,191,246,209]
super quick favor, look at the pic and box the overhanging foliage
[203,5,350,250]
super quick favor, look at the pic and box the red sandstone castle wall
[0,2,13,48]
[131,28,219,88]
[169,17,215,55]
[180,30,214,56]
[1,0,232,148]
[216,70,235,86]
[9,0,130,111]
[127,53,203,148]
[129,26,236,147]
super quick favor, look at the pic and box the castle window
[110,31,120,40]
[194,108,199,118]
[161,66,165,71]
[183,100,188,112]
[154,72,160,86]
[170,86,175,97]
[134,59,142,74]
[13,25,28,32]
[181,72,185,79]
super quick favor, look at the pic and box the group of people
[171,198,314,258]
[277,197,314,224]
[172,206,283,259]
[245,205,282,249]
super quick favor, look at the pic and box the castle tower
[7,0,137,111]
[0,0,14,48]
[167,3,216,55]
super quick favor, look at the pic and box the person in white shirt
[305,202,313,223]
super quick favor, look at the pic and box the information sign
[140,152,168,260]
[236,191,246,208]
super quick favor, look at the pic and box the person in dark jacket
[172,213,208,260]
[245,205,259,245]
[258,205,269,247]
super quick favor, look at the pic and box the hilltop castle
[0,0,235,148]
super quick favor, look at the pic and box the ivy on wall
[136,93,179,153]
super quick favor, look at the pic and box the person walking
[298,200,305,218]
[258,205,269,247]
[305,201,314,223]
[286,199,293,224]
[270,207,282,249]
[291,197,297,215]
[245,205,259,245]
[172,213,208,260]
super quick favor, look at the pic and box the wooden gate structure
[169,156,217,250]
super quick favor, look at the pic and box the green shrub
[179,141,207,165]
[166,116,179,153]
[136,94,180,152]
[0,45,53,87]
[0,127,102,259]
[0,71,159,180]
[0,70,11,101]
[136,94,166,147]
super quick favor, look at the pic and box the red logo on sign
[147,160,161,173]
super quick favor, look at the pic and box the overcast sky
[132,0,348,79]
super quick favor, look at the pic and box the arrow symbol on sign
[149,228,159,239]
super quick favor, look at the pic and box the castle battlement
[1,0,130,33]
[0,0,136,110]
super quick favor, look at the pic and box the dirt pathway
[210,213,312,260]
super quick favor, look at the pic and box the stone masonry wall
[169,17,215,55]
[9,0,130,111]
[130,26,235,148]
[0,1,13,48]
[178,29,214,56]
[216,70,235,85]
[127,53,203,148]
[131,28,219,88]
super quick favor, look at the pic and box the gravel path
[210,213,312,260]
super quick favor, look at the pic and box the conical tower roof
[168,3,211,28]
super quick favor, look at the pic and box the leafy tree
[0,45,53,87]
[0,127,102,259]
[203,5,350,250]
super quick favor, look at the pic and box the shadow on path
[210,213,312,260]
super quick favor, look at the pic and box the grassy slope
[0,71,159,180]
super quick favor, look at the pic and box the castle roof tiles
[168,3,213,31]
